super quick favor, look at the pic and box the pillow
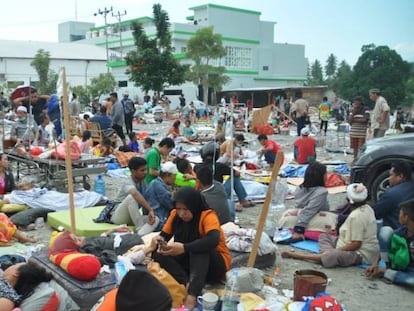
[0,203,27,213]
[49,231,101,281]
[19,282,60,311]
[49,251,101,281]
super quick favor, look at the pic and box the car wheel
[370,170,390,203]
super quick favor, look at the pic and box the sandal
[241,200,255,208]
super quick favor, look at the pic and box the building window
[181,47,187,53]
[224,47,252,69]
[262,66,269,71]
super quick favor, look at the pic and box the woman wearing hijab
[152,187,231,310]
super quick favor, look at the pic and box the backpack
[93,200,118,223]
[302,292,342,311]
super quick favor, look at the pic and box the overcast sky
[1,0,413,66]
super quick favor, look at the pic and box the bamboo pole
[60,67,77,233]
[247,151,284,267]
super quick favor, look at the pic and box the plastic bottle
[271,179,287,210]
[221,270,240,311]
[114,261,127,285]
[94,174,106,196]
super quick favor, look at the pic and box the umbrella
[10,85,37,101]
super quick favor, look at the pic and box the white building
[0,40,109,90]
[0,4,308,105]
[71,3,308,102]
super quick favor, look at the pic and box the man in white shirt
[369,88,390,138]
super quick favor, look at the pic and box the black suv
[350,133,414,203]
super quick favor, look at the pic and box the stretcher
[5,150,106,191]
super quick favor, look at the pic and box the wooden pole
[247,151,284,267]
[60,67,77,233]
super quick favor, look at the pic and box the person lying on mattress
[50,226,146,267]
[0,262,53,311]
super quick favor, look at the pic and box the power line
[94,7,113,72]
[112,10,127,59]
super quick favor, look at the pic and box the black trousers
[320,120,328,133]
[125,114,134,134]
[152,249,226,296]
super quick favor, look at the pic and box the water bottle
[94,174,106,196]
[221,270,240,311]
[114,261,127,285]
[271,179,287,210]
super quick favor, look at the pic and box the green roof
[189,3,261,16]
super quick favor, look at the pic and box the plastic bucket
[293,270,327,301]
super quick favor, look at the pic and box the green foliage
[309,60,323,85]
[30,49,51,93]
[43,70,58,95]
[186,26,228,104]
[351,45,410,108]
[71,85,90,107]
[87,73,116,99]
[125,3,186,94]
[325,53,337,79]
[331,60,355,100]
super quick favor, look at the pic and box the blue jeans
[379,226,414,287]
[227,199,236,222]
[224,176,247,203]
[264,151,276,164]
[296,116,307,136]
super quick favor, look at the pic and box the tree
[87,73,116,99]
[186,26,228,105]
[31,49,51,93]
[331,60,355,100]
[44,70,58,95]
[352,44,410,108]
[125,4,187,95]
[71,85,90,108]
[309,59,324,85]
[325,53,337,79]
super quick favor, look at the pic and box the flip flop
[241,200,255,208]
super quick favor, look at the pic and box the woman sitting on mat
[151,187,231,310]
[282,183,379,268]
[279,161,330,243]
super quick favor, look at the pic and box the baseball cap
[17,106,27,113]
[301,127,310,136]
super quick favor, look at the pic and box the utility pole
[112,10,127,59]
[94,7,113,72]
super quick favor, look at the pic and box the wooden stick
[60,67,77,234]
[247,151,284,267]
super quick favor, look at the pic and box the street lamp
[94,7,113,72]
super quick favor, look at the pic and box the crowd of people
[0,87,413,310]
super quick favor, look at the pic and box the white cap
[17,106,27,113]
[301,127,310,136]
[160,162,178,174]
[347,183,368,204]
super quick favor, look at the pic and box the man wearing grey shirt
[110,92,126,146]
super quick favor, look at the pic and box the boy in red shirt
[257,134,283,167]
[294,127,316,164]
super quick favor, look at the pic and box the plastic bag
[271,179,288,210]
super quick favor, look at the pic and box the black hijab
[171,187,210,243]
